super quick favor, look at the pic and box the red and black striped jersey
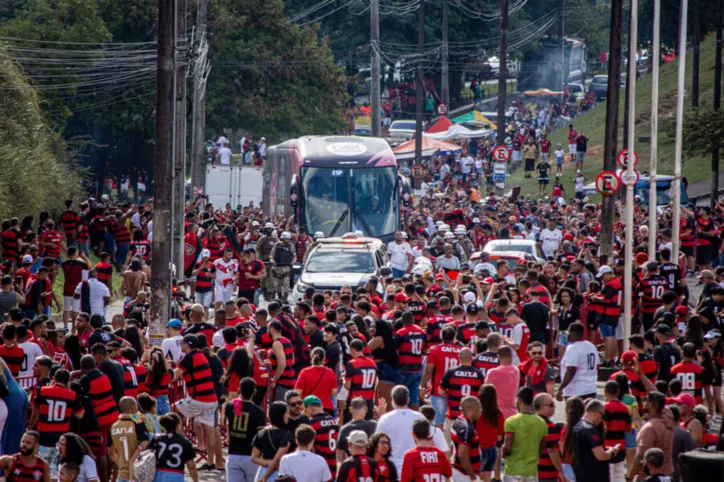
[538,416,561,480]
[451,416,482,473]
[671,361,708,404]
[406,299,427,324]
[61,210,79,241]
[80,368,119,428]
[76,214,89,243]
[310,412,339,478]
[400,446,452,482]
[254,326,273,350]
[603,399,631,462]
[337,455,380,482]
[659,262,684,293]
[345,356,378,401]
[472,351,499,378]
[610,369,644,399]
[2,229,20,262]
[144,369,173,398]
[440,365,484,419]
[35,384,84,446]
[455,322,477,345]
[638,275,669,314]
[178,350,218,403]
[194,261,215,293]
[638,353,658,385]
[94,262,113,288]
[122,363,147,399]
[0,345,24,377]
[680,217,696,247]
[394,324,427,372]
[426,343,461,397]
[39,230,62,259]
[129,240,152,260]
[270,337,295,388]
[6,454,46,482]
[111,223,131,245]
[426,314,452,346]
[181,323,215,348]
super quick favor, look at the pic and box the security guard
[256,222,279,299]
[269,232,296,301]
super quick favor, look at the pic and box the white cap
[472,217,481,224]
[201,249,211,258]
[400,232,408,239]
[463,292,476,304]
[252,221,260,227]
[22,254,33,264]
[315,231,325,238]
[280,231,291,240]
[444,232,454,239]
[596,265,613,278]
[264,222,274,229]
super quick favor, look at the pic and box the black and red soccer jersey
[394,324,427,372]
[538,416,562,480]
[603,399,631,463]
[129,239,152,261]
[400,446,452,482]
[80,368,118,428]
[0,345,24,377]
[451,416,482,473]
[345,356,378,401]
[671,361,708,404]
[35,384,84,446]
[426,315,452,346]
[610,368,644,399]
[440,365,484,419]
[455,322,477,346]
[270,337,295,388]
[638,353,658,385]
[637,275,669,314]
[472,351,499,378]
[659,262,684,293]
[337,455,380,482]
[426,343,461,397]
[310,412,339,478]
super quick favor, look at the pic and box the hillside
[506,34,721,198]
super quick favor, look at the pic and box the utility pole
[560,0,565,94]
[648,0,660,257]
[496,0,508,144]
[441,0,449,107]
[693,0,700,108]
[713,0,722,208]
[172,0,188,285]
[371,0,381,137]
[672,0,688,265]
[150,0,174,339]
[600,0,624,259]
[190,0,209,197]
[623,0,633,148]
[414,0,425,188]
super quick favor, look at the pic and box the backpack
[132,449,156,482]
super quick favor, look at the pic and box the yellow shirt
[111,416,149,479]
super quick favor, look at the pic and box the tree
[680,109,724,156]
[206,0,347,138]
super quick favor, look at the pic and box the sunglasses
[289,401,303,407]
[531,351,543,355]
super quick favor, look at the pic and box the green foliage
[681,109,724,156]
[206,0,347,138]
[0,47,84,218]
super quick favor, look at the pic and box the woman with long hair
[251,401,293,482]
[367,433,398,482]
[560,396,586,482]
[555,287,580,361]
[294,347,338,415]
[144,348,173,415]
[697,348,718,415]
[63,335,83,371]
[613,372,642,469]
[124,325,144,356]
[705,331,724,418]
[147,413,197,482]
[369,319,399,410]
[476,384,504,482]
[220,347,252,399]
[680,316,704,349]
[57,432,98,482]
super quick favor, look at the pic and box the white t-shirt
[216,136,229,147]
[378,408,426,474]
[387,241,413,271]
[74,279,110,315]
[162,335,184,363]
[212,329,224,349]
[560,340,600,396]
[279,450,331,482]
[219,147,233,165]
[574,175,586,192]
[440,164,451,180]
[555,149,565,160]
[539,228,562,258]
[130,213,142,229]
[76,455,99,482]
[214,258,239,284]
[19,341,43,378]
[460,156,474,174]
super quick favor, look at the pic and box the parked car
[482,239,547,264]
[589,75,609,99]
[388,120,417,142]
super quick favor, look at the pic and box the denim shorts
[115,243,130,265]
[154,472,184,482]
[430,395,447,425]
[480,446,497,472]
[558,331,569,347]
[195,290,213,307]
[399,371,423,406]
[624,429,637,449]
[377,361,400,384]
[156,395,170,415]
[599,322,616,338]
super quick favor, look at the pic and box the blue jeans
[391,267,406,280]
[562,463,576,482]
[156,395,170,415]
[398,371,423,405]
[255,466,278,482]
[599,322,616,338]
[480,447,497,472]
[154,472,184,482]
[430,395,447,425]
[227,454,258,482]
[115,244,130,265]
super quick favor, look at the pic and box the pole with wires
[623,0,637,350]
[441,0,450,107]
[414,0,425,189]
[496,0,508,144]
[371,0,381,138]
[560,0,565,95]
[191,0,209,198]
[672,0,688,268]
[173,0,188,290]
[648,0,660,257]
[712,0,722,209]
[150,0,174,338]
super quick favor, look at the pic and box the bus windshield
[638,181,690,206]
[301,166,398,238]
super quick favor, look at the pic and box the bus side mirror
[290,175,299,208]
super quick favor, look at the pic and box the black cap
[268,301,282,312]
[466,303,479,314]
[655,324,671,336]
[183,334,200,347]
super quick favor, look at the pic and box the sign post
[618,169,640,187]
[410,164,427,180]
[492,145,511,163]
[595,170,621,197]
[493,162,507,183]
[437,104,448,115]
[617,148,639,169]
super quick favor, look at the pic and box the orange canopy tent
[392,136,462,155]
[426,116,453,134]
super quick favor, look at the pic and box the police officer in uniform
[269,232,296,302]
[256,222,279,299]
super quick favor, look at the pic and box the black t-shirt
[558,305,580,331]
[309,329,325,349]
[70,394,100,433]
[98,359,125,403]
[325,340,343,381]
[521,301,549,334]
[225,400,267,456]
[88,330,123,349]
[285,414,311,451]
[148,433,195,473]
[571,419,608,482]
[653,342,681,382]
[337,419,378,456]
[537,163,551,178]
[251,427,293,460]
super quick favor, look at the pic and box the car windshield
[638,182,689,206]
[569,85,582,92]
[487,243,533,255]
[593,77,607,84]
[392,121,416,130]
[305,250,375,273]
[301,166,398,238]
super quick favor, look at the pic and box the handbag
[132,448,156,482]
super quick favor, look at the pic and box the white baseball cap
[596,266,613,278]
[201,249,211,258]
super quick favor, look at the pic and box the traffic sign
[595,170,621,197]
[437,104,449,115]
[493,162,507,183]
[617,149,639,169]
[410,164,427,180]
[492,145,511,163]
[618,169,640,186]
